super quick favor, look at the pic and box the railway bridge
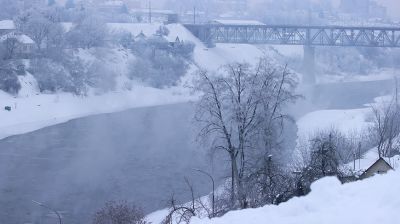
[184,23,400,83]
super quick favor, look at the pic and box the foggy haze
[0,0,399,223]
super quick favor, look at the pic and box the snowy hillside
[109,23,265,70]
[190,170,400,224]
[0,23,269,140]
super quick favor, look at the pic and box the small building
[134,31,147,42]
[170,36,183,48]
[360,157,393,179]
[0,20,16,35]
[0,32,36,58]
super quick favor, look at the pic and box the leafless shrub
[369,86,400,158]
[162,178,197,224]
[92,201,147,224]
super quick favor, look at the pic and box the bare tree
[194,57,299,209]
[1,36,18,59]
[25,16,53,51]
[370,84,400,158]
[67,15,108,49]
[92,201,147,224]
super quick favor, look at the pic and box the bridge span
[184,24,400,83]
[184,24,400,48]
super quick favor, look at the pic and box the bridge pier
[302,45,316,85]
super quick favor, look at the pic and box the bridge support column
[200,26,215,48]
[302,45,316,85]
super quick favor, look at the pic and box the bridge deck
[184,24,400,47]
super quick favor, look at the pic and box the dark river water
[0,103,226,224]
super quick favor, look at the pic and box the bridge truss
[184,24,400,47]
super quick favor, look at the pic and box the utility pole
[193,6,196,24]
[358,142,361,170]
[149,0,152,23]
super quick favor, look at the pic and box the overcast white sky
[248,0,400,20]
[88,0,400,20]
[379,0,400,20]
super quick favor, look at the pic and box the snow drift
[191,170,400,224]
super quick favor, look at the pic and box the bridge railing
[184,24,400,47]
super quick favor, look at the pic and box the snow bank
[191,170,400,224]
[297,108,371,138]
[0,86,195,140]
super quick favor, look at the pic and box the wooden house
[360,157,393,179]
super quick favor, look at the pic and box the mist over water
[0,103,227,223]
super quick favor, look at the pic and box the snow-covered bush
[66,15,108,49]
[113,31,135,49]
[28,54,89,95]
[86,59,117,93]
[0,60,22,94]
[129,54,188,87]
[29,58,75,93]
[128,36,193,87]
[156,25,170,37]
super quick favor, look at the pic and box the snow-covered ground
[0,82,194,140]
[296,108,372,138]
[190,169,400,224]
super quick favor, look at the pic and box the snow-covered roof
[0,32,35,44]
[0,20,16,30]
[135,31,147,40]
[17,34,35,44]
[212,20,265,26]
[130,9,176,15]
[102,0,124,6]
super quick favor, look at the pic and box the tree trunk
[231,153,246,208]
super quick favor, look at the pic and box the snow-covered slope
[0,23,268,140]
[110,23,265,70]
[190,170,400,224]
[297,108,371,138]
[0,86,194,140]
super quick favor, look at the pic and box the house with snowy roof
[169,36,183,48]
[340,153,397,183]
[135,31,147,41]
[0,20,16,35]
[0,32,36,58]
[360,157,393,179]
